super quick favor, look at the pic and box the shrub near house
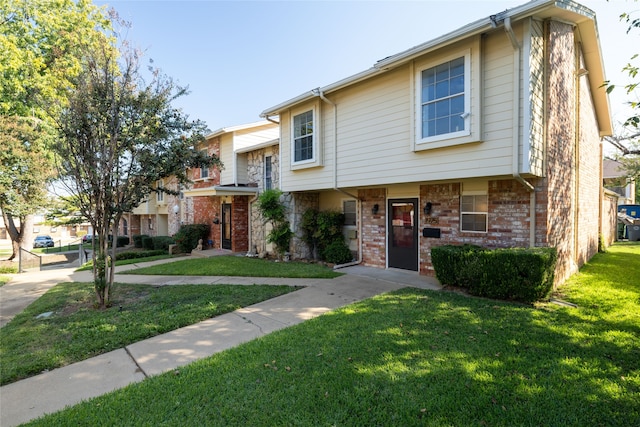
[431,245,557,303]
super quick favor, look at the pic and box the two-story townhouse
[122,176,182,240]
[260,0,612,286]
[182,121,279,253]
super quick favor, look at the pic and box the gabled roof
[205,120,274,139]
[260,0,612,137]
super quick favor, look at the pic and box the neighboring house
[182,121,279,253]
[603,158,636,205]
[122,176,183,241]
[260,0,612,286]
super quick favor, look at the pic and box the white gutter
[504,16,536,248]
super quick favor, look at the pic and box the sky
[94,0,637,137]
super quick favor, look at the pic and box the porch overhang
[182,186,259,198]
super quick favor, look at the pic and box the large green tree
[0,116,55,258]
[0,0,110,259]
[54,29,221,307]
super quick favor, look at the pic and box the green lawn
[0,282,300,385]
[75,253,174,271]
[24,243,640,426]
[123,255,343,278]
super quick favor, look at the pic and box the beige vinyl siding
[236,153,248,184]
[526,19,546,176]
[281,32,520,191]
[280,105,335,192]
[234,125,279,151]
[219,133,235,185]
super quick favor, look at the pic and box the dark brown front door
[222,203,232,250]
[388,199,418,271]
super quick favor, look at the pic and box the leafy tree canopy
[1,0,111,120]
[604,2,640,199]
[54,18,221,306]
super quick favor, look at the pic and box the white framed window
[292,109,314,163]
[264,155,272,190]
[460,194,488,233]
[156,180,164,202]
[415,47,478,150]
[343,200,357,226]
[200,149,209,179]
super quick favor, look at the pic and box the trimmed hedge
[322,240,353,265]
[431,245,557,304]
[115,250,166,261]
[116,236,130,248]
[141,235,154,250]
[132,235,148,249]
[152,236,175,251]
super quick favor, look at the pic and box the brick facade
[231,196,249,253]
[418,181,534,275]
[358,188,387,268]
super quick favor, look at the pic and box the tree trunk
[2,212,34,261]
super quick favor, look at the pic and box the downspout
[505,16,536,247]
[315,89,363,267]
[247,192,259,256]
[264,115,280,125]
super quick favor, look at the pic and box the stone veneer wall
[246,146,280,255]
[287,192,319,260]
[246,146,280,191]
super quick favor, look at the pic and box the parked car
[33,235,55,248]
[82,234,94,243]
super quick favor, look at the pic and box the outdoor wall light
[424,202,433,216]
[212,215,220,224]
[172,205,179,216]
[371,204,379,215]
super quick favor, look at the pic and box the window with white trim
[461,194,488,232]
[343,200,356,226]
[293,110,314,163]
[156,180,164,202]
[264,156,272,190]
[200,150,209,179]
[415,49,475,148]
[421,56,468,138]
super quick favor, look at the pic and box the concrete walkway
[0,256,440,427]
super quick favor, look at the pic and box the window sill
[415,134,481,151]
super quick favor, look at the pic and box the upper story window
[200,149,209,179]
[421,56,466,138]
[293,110,314,163]
[265,155,272,190]
[156,180,164,202]
[415,47,477,150]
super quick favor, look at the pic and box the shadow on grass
[24,244,640,426]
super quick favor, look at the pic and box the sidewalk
[0,258,440,427]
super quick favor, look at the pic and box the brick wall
[193,196,220,248]
[543,20,578,284]
[231,196,249,253]
[359,188,387,268]
[419,180,534,275]
[576,49,602,266]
